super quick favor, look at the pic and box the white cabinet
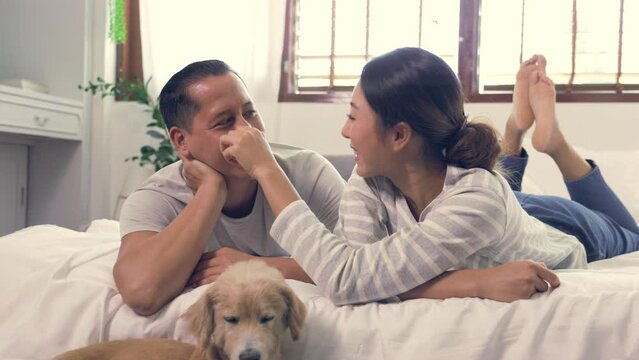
[0,87,86,231]
[0,143,28,236]
[0,0,90,232]
[0,85,83,140]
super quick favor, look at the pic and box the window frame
[278,0,353,103]
[279,0,639,103]
[114,0,144,102]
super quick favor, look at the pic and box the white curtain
[138,0,279,104]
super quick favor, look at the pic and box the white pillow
[578,147,639,222]
[86,219,121,234]
[520,175,545,195]
[520,138,639,222]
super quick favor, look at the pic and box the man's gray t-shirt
[119,143,346,256]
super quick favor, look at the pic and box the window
[279,0,639,102]
[115,0,144,101]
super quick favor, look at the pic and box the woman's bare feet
[529,70,564,155]
[528,70,591,181]
[512,55,546,131]
[502,55,547,155]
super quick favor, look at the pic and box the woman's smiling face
[341,83,393,178]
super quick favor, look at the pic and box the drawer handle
[33,115,49,127]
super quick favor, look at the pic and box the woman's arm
[336,173,560,302]
[219,128,551,305]
[399,260,560,302]
[220,127,301,215]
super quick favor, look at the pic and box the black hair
[359,47,500,171]
[158,60,241,131]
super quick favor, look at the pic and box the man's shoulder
[134,161,192,203]
[271,143,329,175]
[271,143,320,162]
[140,161,182,187]
[270,143,344,197]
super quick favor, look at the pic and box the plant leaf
[146,130,166,139]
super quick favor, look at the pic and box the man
[114,60,345,315]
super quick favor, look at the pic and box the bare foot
[509,55,547,132]
[529,71,592,181]
[502,55,547,156]
[529,70,565,155]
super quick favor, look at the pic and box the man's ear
[169,127,191,158]
[388,121,412,152]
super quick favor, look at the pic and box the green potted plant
[79,76,178,171]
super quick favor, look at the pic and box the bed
[2,142,639,360]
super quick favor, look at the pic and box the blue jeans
[502,149,639,262]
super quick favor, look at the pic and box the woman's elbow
[329,295,350,306]
[327,291,370,306]
[323,283,359,306]
[322,278,387,306]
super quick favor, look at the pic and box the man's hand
[188,247,255,288]
[477,260,560,302]
[180,153,227,195]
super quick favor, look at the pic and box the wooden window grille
[115,0,144,101]
[280,0,639,103]
[279,0,460,102]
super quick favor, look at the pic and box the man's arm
[188,247,314,287]
[114,171,227,316]
[260,257,313,283]
[187,151,343,288]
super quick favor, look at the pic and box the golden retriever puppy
[52,339,194,360]
[53,259,306,360]
[184,259,306,360]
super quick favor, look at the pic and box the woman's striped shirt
[270,165,586,305]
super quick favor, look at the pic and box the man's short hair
[159,60,241,131]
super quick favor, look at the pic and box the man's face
[175,73,266,178]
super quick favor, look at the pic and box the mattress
[1,220,638,360]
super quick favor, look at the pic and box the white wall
[270,102,639,154]
[0,0,86,100]
[466,102,639,152]
[95,1,639,219]
[0,0,92,230]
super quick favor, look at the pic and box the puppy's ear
[280,284,306,341]
[182,287,216,349]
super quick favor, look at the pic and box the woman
[502,54,639,263]
[214,48,639,305]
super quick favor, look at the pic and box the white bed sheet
[1,220,638,360]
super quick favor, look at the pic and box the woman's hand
[477,260,560,302]
[221,126,301,216]
[180,153,227,195]
[219,127,279,180]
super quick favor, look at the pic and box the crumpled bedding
[1,220,638,360]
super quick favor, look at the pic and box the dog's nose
[238,348,261,360]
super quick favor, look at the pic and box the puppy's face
[183,260,306,360]
[213,280,292,360]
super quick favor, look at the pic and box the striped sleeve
[333,175,389,246]
[270,185,506,305]
[300,153,346,232]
